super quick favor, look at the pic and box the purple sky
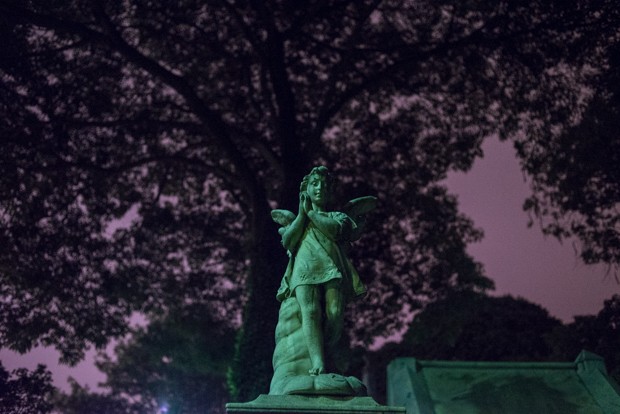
[445,137,616,320]
[1,136,617,392]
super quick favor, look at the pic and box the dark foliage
[0,362,54,414]
[518,41,620,270]
[0,0,618,401]
[365,292,563,402]
[401,291,562,361]
[54,306,234,414]
[53,379,143,414]
[546,294,620,384]
[96,306,234,414]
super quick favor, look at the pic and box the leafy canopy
[518,41,620,270]
[1,0,618,400]
[0,362,54,414]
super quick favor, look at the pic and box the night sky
[445,137,616,321]
[1,136,616,392]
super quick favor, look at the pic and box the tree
[400,291,562,361]
[99,306,235,414]
[53,379,143,414]
[0,362,54,414]
[54,306,234,414]
[0,0,618,401]
[546,295,620,384]
[517,40,620,271]
[364,291,562,402]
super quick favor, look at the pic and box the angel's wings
[342,196,377,241]
[271,209,296,235]
[343,196,377,221]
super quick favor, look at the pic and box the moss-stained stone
[226,394,405,413]
[269,297,366,396]
[388,351,620,414]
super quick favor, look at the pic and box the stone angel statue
[269,166,377,396]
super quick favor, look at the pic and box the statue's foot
[308,366,325,376]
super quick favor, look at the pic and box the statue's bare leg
[295,284,325,376]
[324,280,343,348]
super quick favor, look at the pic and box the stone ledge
[226,394,406,414]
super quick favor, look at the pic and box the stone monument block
[387,350,620,414]
[226,394,406,414]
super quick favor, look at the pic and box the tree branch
[249,0,306,170]
[307,0,384,151]
[2,3,261,201]
[308,3,593,145]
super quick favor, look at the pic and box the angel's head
[300,166,333,208]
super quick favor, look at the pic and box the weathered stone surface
[226,394,406,413]
[387,351,620,414]
[270,297,311,394]
[269,297,366,396]
[270,166,375,383]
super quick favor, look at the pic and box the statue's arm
[281,213,306,251]
[281,192,308,251]
[306,210,343,241]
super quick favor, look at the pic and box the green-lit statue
[270,166,376,396]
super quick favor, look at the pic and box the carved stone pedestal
[226,394,406,414]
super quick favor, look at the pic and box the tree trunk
[228,196,288,401]
[228,161,307,401]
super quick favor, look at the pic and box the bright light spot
[158,402,169,413]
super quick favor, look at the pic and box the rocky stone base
[271,373,366,396]
[226,394,406,414]
[270,297,366,396]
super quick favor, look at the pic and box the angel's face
[307,174,329,208]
